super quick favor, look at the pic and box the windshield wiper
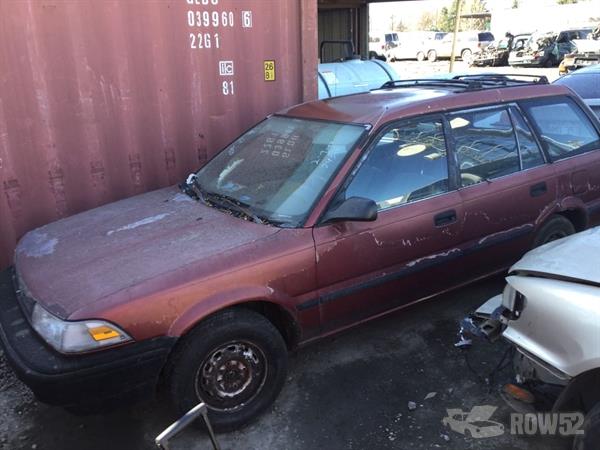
[181,173,210,205]
[203,191,266,225]
[182,174,279,226]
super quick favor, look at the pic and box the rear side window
[345,118,449,210]
[478,32,494,41]
[523,97,600,161]
[448,108,519,186]
[509,107,545,169]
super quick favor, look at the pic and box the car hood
[14,186,279,318]
[510,227,600,284]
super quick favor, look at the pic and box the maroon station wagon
[2,75,600,430]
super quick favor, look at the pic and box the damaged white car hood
[510,227,600,284]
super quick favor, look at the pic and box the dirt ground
[0,275,571,450]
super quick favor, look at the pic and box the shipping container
[0,0,319,270]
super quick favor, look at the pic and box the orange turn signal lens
[504,383,535,404]
[88,325,121,341]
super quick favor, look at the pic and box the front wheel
[166,308,288,431]
[416,51,425,62]
[427,50,437,62]
[532,215,575,248]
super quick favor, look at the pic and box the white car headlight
[31,303,132,353]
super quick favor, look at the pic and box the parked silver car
[554,63,600,118]
[476,227,600,449]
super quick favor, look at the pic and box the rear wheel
[427,50,437,62]
[166,308,288,431]
[461,48,473,63]
[416,51,425,62]
[532,215,575,248]
[572,403,600,450]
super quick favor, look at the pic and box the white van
[424,31,494,62]
[386,31,444,61]
[369,31,399,60]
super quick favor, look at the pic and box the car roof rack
[453,73,549,85]
[379,74,549,92]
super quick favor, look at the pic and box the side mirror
[321,197,378,224]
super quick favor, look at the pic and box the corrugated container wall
[0,0,318,270]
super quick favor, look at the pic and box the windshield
[497,39,509,50]
[195,116,365,227]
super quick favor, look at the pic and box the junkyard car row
[375,24,600,70]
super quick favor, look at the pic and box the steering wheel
[461,172,483,186]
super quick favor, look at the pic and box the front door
[313,116,464,333]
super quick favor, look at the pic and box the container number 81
[222,81,235,96]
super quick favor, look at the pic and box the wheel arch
[239,301,301,350]
[169,295,301,350]
[555,208,587,232]
[553,368,600,413]
[536,197,589,233]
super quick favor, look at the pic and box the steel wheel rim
[195,340,267,412]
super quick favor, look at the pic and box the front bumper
[0,268,176,408]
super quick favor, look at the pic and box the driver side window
[344,118,450,210]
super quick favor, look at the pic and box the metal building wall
[0,0,318,270]
[317,4,369,62]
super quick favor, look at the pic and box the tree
[437,2,459,32]
[465,0,488,30]
[389,14,408,32]
[418,11,439,31]
[512,0,519,8]
[394,20,408,32]
[557,0,578,4]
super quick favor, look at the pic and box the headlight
[31,303,132,353]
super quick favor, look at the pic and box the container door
[449,105,556,280]
[312,117,464,333]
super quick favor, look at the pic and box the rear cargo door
[310,116,464,333]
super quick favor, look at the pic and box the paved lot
[388,60,559,82]
[0,274,570,450]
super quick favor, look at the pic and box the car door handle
[434,209,457,227]
[530,182,547,198]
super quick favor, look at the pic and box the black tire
[544,56,556,68]
[165,308,288,431]
[572,403,600,450]
[427,50,437,62]
[369,51,386,62]
[461,48,472,63]
[533,215,575,248]
[416,51,425,62]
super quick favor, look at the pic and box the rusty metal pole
[449,0,462,73]
[301,0,318,102]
